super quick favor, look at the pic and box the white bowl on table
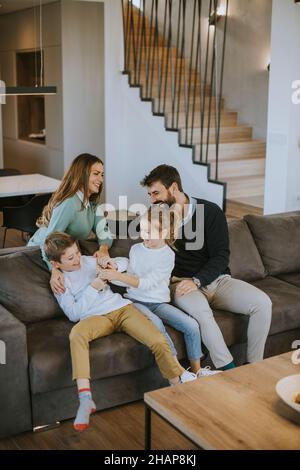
[276,374,300,413]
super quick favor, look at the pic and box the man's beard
[153,191,176,207]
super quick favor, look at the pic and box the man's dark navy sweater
[172,198,230,287]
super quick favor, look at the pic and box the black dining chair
[1,193,52,248]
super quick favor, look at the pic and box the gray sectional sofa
[0,212,300,439]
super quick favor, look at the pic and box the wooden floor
[226,199,263,222]
[0,213,27,249]
[0,199,262,450]
[0,402,197,450]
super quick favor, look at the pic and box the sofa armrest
[0,304,32,438]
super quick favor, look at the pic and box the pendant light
[0,0,57,97]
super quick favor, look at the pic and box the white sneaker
[196,366,222,378]
[180,369,197,383]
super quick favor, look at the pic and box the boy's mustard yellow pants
[69,304,184,381]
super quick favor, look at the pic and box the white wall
[141,0,272,141]
[61,0,105,171]
[264,0,300,214]
[0,1,64,178]
[219,0,272,140]
[104,0,224,210]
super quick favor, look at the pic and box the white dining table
[0,173,60,198]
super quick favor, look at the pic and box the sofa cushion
[27,309,252,397]
[275,273,300,288]
[27,312,249,395]
[252,276,300,335]
[228,219,266,281]
[27,317,158,394]
[213,309,248,346]
[0,248,63,324]
[245,214,300,275]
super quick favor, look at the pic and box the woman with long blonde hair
[28,154,113,293]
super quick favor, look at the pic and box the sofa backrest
[1,213,298,324]
[228,219,266,282]
[0,248,63,324]
[244,214,300,276]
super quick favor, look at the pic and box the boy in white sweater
[44,232,196,432]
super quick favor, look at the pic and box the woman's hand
[50,267,65,294]
[97,268,119,282]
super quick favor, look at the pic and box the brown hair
[37,154,104,227]
[44,232,78,263]
[140,165,183,192]
[143,206,179,248]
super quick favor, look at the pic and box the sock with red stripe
[73,388,96,432]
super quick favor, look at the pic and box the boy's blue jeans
[133,301,203,361]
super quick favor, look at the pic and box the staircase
[122,0,266,212]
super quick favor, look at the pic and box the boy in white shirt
[44,232,196,432]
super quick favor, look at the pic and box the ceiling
[0,1,57,16]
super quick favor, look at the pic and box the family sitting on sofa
[27,153,273,432]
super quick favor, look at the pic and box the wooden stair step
[226,176,265,198]
[139,81,211,96]
[180,125,253,145]
[194,141,266,161]
[166,111,238,129]
[129,72,207,89]
[135,69,201,82]
[138,60,191,72]
[128,32,165,46]
[210,157,265,179]
[129,75,205,92]
[129,46,178,56]
[226,199,263,218]
[154,96,225,113]
[229,195,265,209]
[141,85,211,100]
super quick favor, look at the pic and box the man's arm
[194,206,230,287]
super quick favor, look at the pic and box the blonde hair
[143,206,179,248]
[37,154,103,228]
[44,232,78,263]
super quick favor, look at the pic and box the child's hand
[91,277,107,292]
[97,268,119,282]
[96,255,117,270]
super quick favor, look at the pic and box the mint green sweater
[28,193,113,269]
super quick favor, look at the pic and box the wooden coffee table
[144,352,300,450]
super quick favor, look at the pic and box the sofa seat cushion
[213,310,248,346]
[245,214,300,275]
[169,310,248,352]
[27,318,156,395]
[276,273,300,289]
[228,219,266,282]
[0,248,63,324]
[252,277,300,335]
